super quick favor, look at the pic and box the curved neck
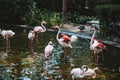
[56,26,60,41]
[93,67,98,72]
[90,28,96,46]
[41,22,46,32]
[81,65,88,73]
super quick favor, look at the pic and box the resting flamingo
[70,65,88,80]
[1,30,15,50]
[83,66,99,79]
[55,26,77,58]
[33,21,47,44]
[90,27,106,64]
[28,30,35,49]
[44,41,54,58]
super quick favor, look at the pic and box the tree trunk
[62,0,67,20]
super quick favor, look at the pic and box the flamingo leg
[29,40,30,49]
[94,53,98,64]
[63,47,66,59]
[6,37,8,50]
[8,38,10,49]
[31,39,33,49]
[96,53,98,64]
[3,38,5,46]
[29,40,31,49]
[36,33,39,44]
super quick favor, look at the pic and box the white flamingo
[54,26,77,58]
[83,66,99,79]
[70,65,88,80]
[90,27,106,64]
[44,41,54,58]
[1,30,6,44]
[33,21,47,44]
[1,30,15,49]
[28,30,35,49]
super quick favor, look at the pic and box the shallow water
[0,30,119,80]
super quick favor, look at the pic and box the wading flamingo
[28,30,35,49]
[33,21,47,44]
[1,30,15,50]
[70,65,88,80]
[55,26,72,58]
[44,41,54,58]
[90,27,106,64]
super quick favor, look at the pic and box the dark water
[0,30,119,80]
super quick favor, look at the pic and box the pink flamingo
[70,65,88,80]
[55,26,77,58]
[44,41,54,58]
[70,65,100,79]
[33,21,47,44]
[28,30,35,49]
[90,27,106,64]
[1,30,15,49]
[83,66,99,79]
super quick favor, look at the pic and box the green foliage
[95,4,120,36]
[0,0,34,24]
[67,13,94,24]
[96,5,120,13]
[25,6,63,28]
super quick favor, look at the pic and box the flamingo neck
[56,26,60,41]
[93,40,99,44]
[41,22,46,32]
[90,28,96,46]
[93,67,99,72]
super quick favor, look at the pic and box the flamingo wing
[95,43,105,49]
[44,45,54,57]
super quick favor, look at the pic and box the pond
[0,28,119,80]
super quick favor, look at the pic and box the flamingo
[33,21,47,44]
[70,65,88,80]
[83,66,99,79]
[90,27,106,64]
[28,30,35,49]
[54,26,76,58]
[44,41,54,58]
[1,30,15,50]
[1,30,6,44]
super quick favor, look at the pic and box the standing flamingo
[44,41,54,58]
[33,21,47,44]
[1,30,6,44]
[55,26,76,58]
[70,65,88,80]
[1,30,15,50]
[90,27,106,64]
[28,30,35,49]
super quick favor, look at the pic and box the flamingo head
[93,67,101,73]
[90,27,96,31]
[53,26,59,29]
[81,65,88,73]
[48,41,53,45]
[41,21,47,24]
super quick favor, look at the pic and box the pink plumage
[44,41,54,58]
